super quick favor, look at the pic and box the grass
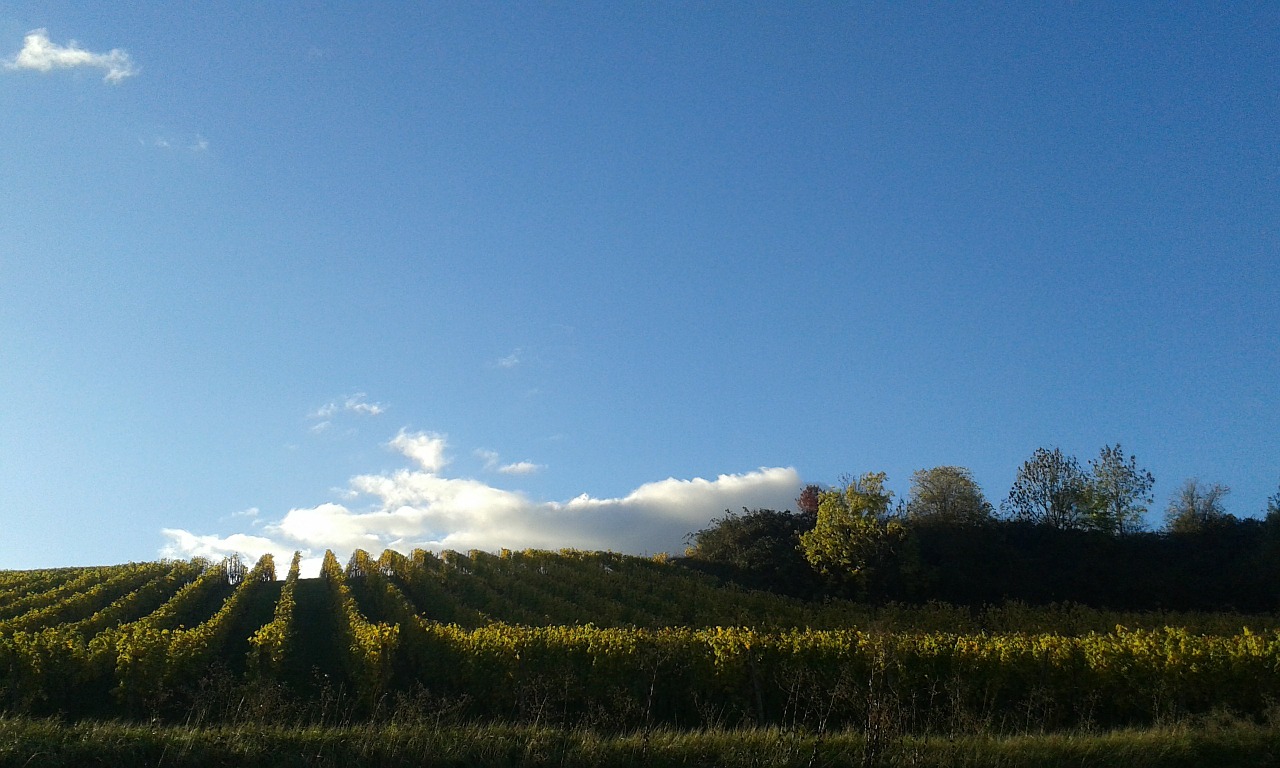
[2,716,1279,767]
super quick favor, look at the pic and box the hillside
[0,548,1278,736]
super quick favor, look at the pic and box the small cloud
[148,134,209,153]
[6,29,136,84]
[389,429,449,473]
[217,506,262,525]
[475,449,501,471]
[310,421,332,434]
[475,448,543,475]
[309,393,386,425]
[346,394,385,416]
[496,350,521,369]
[499,461,543,476]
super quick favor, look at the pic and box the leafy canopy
[799,472,904,596]
[905,466,993,526]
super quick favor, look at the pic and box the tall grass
[1,715,1279,768]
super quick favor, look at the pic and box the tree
[1082,444,1154,534]
[1165,479,1232,533]
[904,466,993,526]
[684,507,816,593]
[1001,447,1089,529]
[224,554,248,585]
[795,484,822,520]
[1266,483,1280,522]
[799,472,904,597]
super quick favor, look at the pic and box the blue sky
[2,3,1276,571]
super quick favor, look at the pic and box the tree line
[684,445,1280,612]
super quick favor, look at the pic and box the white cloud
[309,393,385,424]
[6,29,136,84]
[160,529,324,577]
[148,134,210,154]
[388,429,449,473]
[496,350,521,369]
[475,449,501,470]
[271,502,386,551]
[345,393,385,415]
[499,461,543,475]
[475,449,543,476]
[160,529,289,565]
[161,430,801,568]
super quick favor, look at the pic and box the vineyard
[2,549,1280,741]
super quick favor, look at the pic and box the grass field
[2,716,1280,767]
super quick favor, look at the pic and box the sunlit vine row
[57,561,201,638]
[132,558,232,631]
[165,554,275,676]
[0,562,176,635]
[344,550,444,682]
[0,560,204,712]
[247,551,301,676]
[98,555,275,704]
[0,565,142,625]
[322,550,397,700]
[0,567,87,611]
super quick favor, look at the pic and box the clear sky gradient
[2,3,1277,571]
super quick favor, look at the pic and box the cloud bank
[6,29,136,84]
[162,430,801,575]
